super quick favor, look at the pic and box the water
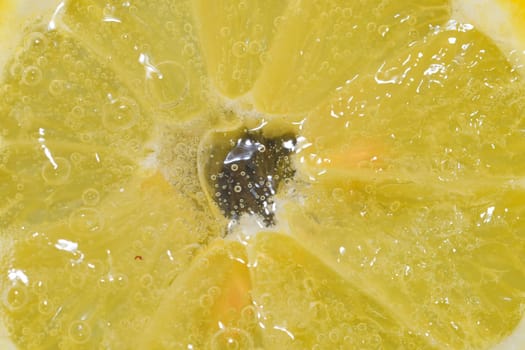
[1,0,525,349]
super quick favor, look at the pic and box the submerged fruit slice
[1,0,525,349]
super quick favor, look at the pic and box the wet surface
[208,130,296,226]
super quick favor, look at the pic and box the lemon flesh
[1,0,525,349]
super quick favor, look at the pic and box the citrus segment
[139,239,257,349]
[60,0,207,119]
[0,26,157,227]
[281,178,525,348]
[0,172,222,349]
[0,141,135,227]
[297,24,525,183]
[193,0,288,98]
[249,232,433,349]
[251,0,450,114]
[0,28,151,149]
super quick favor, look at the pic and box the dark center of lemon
[209,130,296,226]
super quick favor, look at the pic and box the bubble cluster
[207,130,296,226]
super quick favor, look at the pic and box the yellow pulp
[1,0,525,349]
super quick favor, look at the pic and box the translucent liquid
[1,1,525,349]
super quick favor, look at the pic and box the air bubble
[2,284,28,311]
[408,29,419,39]
[103,97,139,131]
[220,27,231,37]
[232,42,247,58]
[68,321,92,344]
[232,69,241,80]
[183,23,193,33]
[146,61,188,109]
[48,80,65,96]
[329,328,341,343]
[356,322,367,332]
[390,201,401,212]
[248,41,262,55]
[115,273,129,288]
[98,277,109,289]
[69,273,86,288]
[259,52,271,64]
[208,286,221,298]
[69,208,104,234]
[408,16,418,26]
[140,274,153,288]
[332,188,345,202]
[82,188,100,206]
[234,185,242,193]
[210,328,253,350]
[231,164,239,171]
[241,305,256,321]
[72,105,85,117]
[42,157,72,185]
[199,294,214,308]
[37,56,48,67]
[38,299,53,315]
[378,25,390,37]
[366,22,377,33]
[24,32,47,53]
[21,66,43,86]
[70,152,82,164]
[183,43,196,57]
[31,280,47,296]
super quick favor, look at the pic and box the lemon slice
[1,0,525,349]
